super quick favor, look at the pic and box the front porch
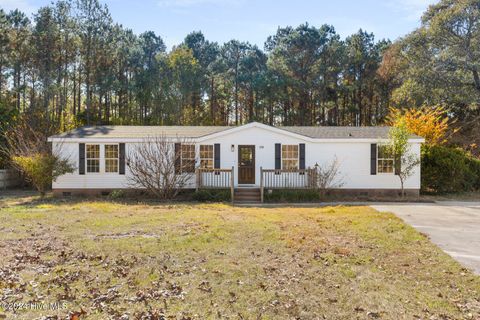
[196,167,318,203]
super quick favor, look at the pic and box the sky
[1,0,437,49]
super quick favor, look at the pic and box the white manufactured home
[48,122,424,200]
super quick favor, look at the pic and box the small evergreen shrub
[109,189,126,199]
[421,145,480,194]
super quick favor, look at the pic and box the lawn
[0,193,479,319]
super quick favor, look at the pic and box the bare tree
[2,121,51,156]
[312,156,345,196]
[388,120,421,197]
[397,153,420,198]
[126,135,194,200]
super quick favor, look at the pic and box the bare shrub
[312,156,345,196]
[126,135,194,200]
[388,119,421,197]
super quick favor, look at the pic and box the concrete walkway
[371,201,480,274]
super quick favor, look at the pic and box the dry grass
[0,192,479,319]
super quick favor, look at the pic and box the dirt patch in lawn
[0,194,479,319]
[93,232,162,239]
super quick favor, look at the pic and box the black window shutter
[275,143,281,170]
[119,143,126,175]
[370,144,377,175]
[214,143,220,169]
[174,143,181,174]
[394,153,401,175]
[79,143,85,175]
[299,143,305,170]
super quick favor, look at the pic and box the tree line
[0,0,479,149]
[0,0,390,131]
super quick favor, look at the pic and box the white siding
[53,142,197,190]
[53,143,127,189]
[201,126,421,189]
[52,125,421,190]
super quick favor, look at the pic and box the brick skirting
[53,188,420,198]
[324,188,420,198]
[52,188,131,197]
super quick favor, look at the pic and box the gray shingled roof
[50,126,232,139]
[280,126,421,139]
[49,124,422,139]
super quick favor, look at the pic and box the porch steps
[234,188,261,204]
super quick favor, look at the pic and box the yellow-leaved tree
[385,106,450,145]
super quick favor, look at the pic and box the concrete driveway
[371,201,480,274]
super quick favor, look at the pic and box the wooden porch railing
[261,168,316,189]
[196,167,318,203]
[260,167,317,202]
[196,167,234,203]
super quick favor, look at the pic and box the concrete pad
[371,201,480,274]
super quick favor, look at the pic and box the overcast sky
[1,0,437,49]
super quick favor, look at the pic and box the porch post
[230,166,234,204]
[260,166,264,203]
[195,169,200,191]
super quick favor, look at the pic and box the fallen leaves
[197,280,212,293]
[0,201,479,320]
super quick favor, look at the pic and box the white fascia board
[47,137,201,143]
[48,136,425,144]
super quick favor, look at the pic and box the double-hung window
[377,145,395,174]
[200,145,214,169]
[181,144,196,173]
[282,145,299,170]
[105,144,119,173]
[86,144,100,173]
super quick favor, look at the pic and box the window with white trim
[200,145,213,169]
[86,144,100,173]
[105,144,119,173]
[282,144,299,170]
[182,144,196,173]
[377,145,394,174]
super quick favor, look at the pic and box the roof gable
[196,122,312,142]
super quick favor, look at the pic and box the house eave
[47,136,425,143]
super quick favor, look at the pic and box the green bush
[109,189,126,199]
[421,145,480,194]
[468,155,480,190]
[192,189,231,202]
[263,189,321,203]
[12,153,74,196]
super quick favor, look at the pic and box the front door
[238,145,255,184]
